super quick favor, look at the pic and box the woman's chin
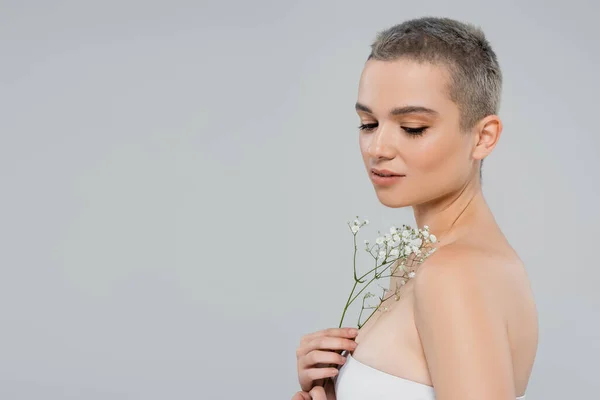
[374,192,412,208]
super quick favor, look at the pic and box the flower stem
[349,262,395,305]
[338,280,358,328]
[352,233,364,283]
[358,287,400,328]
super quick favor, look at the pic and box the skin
[293,58,538,400]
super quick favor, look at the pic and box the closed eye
[358,123,378,132]
[358,123,428,137]
[403,126,427,136]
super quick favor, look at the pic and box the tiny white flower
[429,234,437,243]
[400,279,406,285]
[424,225,429,230]
[392,233,400,242]
[384,233,392,242]
[364,240,370,245]
[351,225,360,233]
[411,238,423,248]
[390,248,400,257]
[414,248,421,255]
[376,236,384,245]
[402,230,410,239]
[353,219,360,226]
[408,271,416,279]
[404,246,413,256]
[390,226,398,234]
[378,250,386,259]
[364,219,369,225]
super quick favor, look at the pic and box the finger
[302,336,357,355]
[298,328,358,358]
[309,386,327,400]
[302,327,359,344]
[302,367,339,384]
[299,366,340,392]
[291,391,311,400]
[298,349,347,369]
[300,365,340,392]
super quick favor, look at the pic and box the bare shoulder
[413,242,531,312]
[412,241,538,345]
[412,242,538,394]
[412,243,506,327]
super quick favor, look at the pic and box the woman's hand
[291,378,337,400]
[296,327,358,392]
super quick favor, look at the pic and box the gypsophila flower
[338,218,439,329]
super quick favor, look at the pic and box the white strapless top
[334,352,526,400]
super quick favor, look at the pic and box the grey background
[1,0,598,399]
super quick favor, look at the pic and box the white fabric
[334,352,526,400]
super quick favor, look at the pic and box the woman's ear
[472,115,503,161]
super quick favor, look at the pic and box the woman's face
[357,58,478,208]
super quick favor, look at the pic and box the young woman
[292,17,538,400]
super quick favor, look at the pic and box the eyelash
[358,123,427,137]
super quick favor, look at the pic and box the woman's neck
[412,179,494,245]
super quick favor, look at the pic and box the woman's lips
[370,171,405,186]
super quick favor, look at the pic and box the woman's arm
[413,245,516,400]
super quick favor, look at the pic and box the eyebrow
[355,102,439,117]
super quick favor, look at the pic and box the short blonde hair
[369,17,502,133]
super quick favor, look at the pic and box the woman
[292,17,538,400]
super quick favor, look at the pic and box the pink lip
[372,168,402,176]
[370,171,405,186]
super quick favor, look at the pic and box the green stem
[339,258,401,328]
[358,305,377,329]
[352,233,364,283]
[357,258,397,282]
[338,280,358,328]
[349,261,395,305]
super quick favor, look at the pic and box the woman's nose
[367,123,396,160]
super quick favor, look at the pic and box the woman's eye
[358,123,378,131]
[358,123,428,136]
[402,126,427,136]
